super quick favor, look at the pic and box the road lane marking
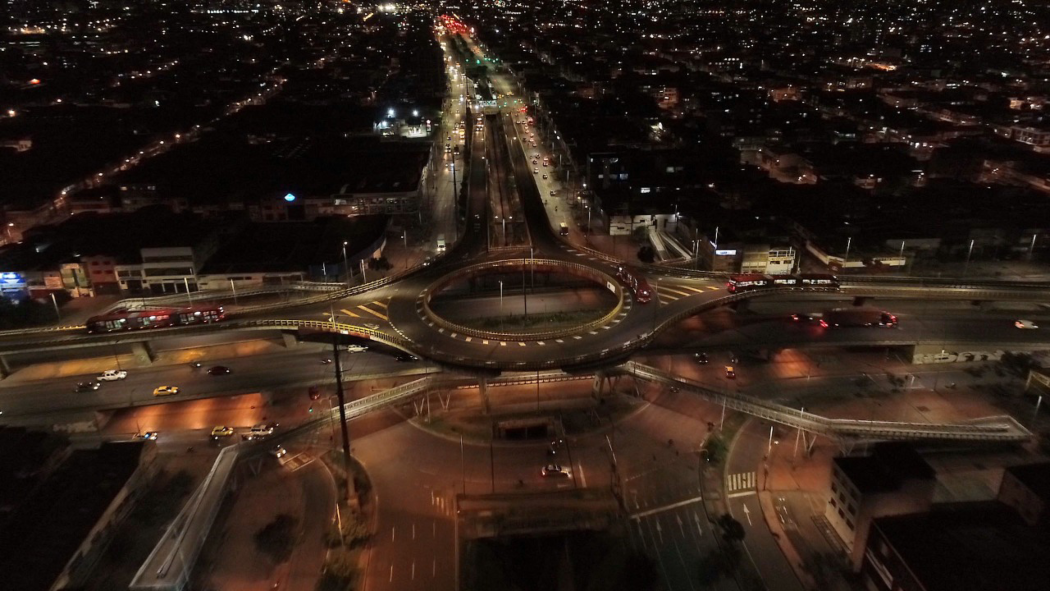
[678,286,709,294]
[412,561,416,580]
[500,341,507,346]
[708,286,720,291]
[659,285,692,297]
[518,342,526,347]
[390,565,394,583]
[727,490,757,499]
[413,522,416,539]
[392,526,396,541]
[630,495,704,519]
[373,300,389,309]
[357,305,388,320]
[573,335,582,340]
[450,333,457,338]
[555,339,564,343]
[465,336,472,342]
[482,340,489,345]
[340,309,361,318]
[743,502,753,526]
[537,341,545,345]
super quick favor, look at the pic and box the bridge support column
[592,370,606,399]
[0,354,10,380]
[131,342,154,365]
[281,332,298,348]
[478,378,491,414]
[852,296,868,307]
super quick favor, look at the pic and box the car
[309,385,322,400]
[362,323,380,330]
[243,423,275,440]
[211,426,235,438]
[98,369,127,381]
[1016,319,1039,329]
[153,386,180,397]
[395,353,419,362]
[135,431,158,441]
[207,365,231,376]
[549,190,556,197]
[791,312,822,323]
[75,381,101,393]
[725,366,736,379]
[541,464,572,478]
[533,168,538,174]
[532,160,538,165]
[270,445,288,459]
[694,352,709,364]
[320,358,333,365]
[542,174,548,179]
[346,344,368,353]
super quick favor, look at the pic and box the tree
[704,434,727,466]
[717,513,746,543]
[637,245,656,263]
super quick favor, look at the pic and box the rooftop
[873,502,1050,591]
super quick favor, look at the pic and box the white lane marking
[630,495,705,520]
[727,490,757,499]
[743,502,753,526]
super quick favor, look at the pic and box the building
[825,443,936,570]
[997,461,1050,527]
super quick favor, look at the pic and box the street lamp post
[342,241,350,288]
[964,239,975,276]
[844,236,852,271]
[229,278,238,306]
[499,280,504,331]
[899,240,906,274]
[1030,233,1038,261]
[50,292,60,320]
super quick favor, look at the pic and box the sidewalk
[759,432,855,591]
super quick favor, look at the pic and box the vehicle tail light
[819,320,828,328]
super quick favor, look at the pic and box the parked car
[211,426,234,438]
[134,431,158,441]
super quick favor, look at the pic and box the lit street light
[342,241,350,288]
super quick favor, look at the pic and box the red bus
[617,266,652,304]
[86,306,226,333]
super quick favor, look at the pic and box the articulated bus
[616,265,652,304]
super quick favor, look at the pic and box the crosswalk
[725,471,756,493]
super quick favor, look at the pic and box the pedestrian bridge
[611,361,1032,446]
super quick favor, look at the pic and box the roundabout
[418,257,629,342]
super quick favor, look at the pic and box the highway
[0,347,435,422]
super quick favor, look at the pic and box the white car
[346,344,368,353]
[1015,319,1039,329]
[270,445,288,459]
[98,369,127,381]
